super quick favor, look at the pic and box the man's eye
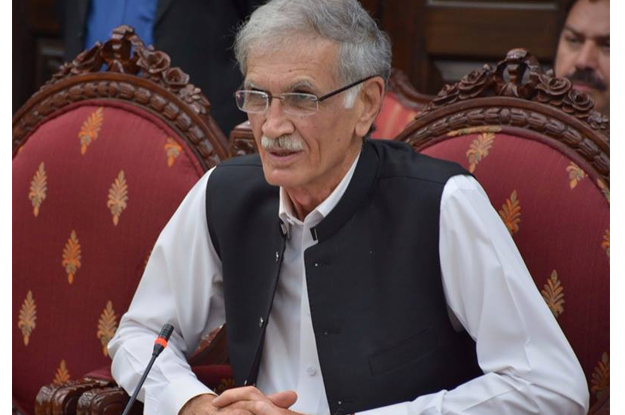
[566,36,582,46]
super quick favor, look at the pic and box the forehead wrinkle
[245,76,321,94]
[244,80,262,90]
[286,79,318,92]
[564,25,609,40]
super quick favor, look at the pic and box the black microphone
[121,323,175,415]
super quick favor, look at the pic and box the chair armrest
[77,386,142,415]
[35,378,112,415]
[35,326,231,415]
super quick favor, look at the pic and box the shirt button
[306,365,317,376]
[259,317,264,327]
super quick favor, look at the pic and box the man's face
[245,39,363,194]
[554,0,610,114]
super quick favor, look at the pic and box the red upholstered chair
[370,69,432,139]
[397,49,609,414]
[227,68,433,155]
[13,26,232,415]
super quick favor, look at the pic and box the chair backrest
[227,69,433,155]
[12,26,229,415]
[397,49,609,412]
[371,69,432,139]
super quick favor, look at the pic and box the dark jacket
[206,140,483,415]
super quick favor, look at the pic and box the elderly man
[109,1,589,414]
[554,0,610,114]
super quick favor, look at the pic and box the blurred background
[13,0,569,133]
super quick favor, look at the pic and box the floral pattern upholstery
[418,127,609,407]
[13,100,215,414]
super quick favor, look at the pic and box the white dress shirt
[109,153,589,415]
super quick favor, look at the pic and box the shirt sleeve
[108,168,226,415]
[358,175,589,415]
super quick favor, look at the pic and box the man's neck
[284,148,360,221]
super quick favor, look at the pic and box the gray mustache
[261,135,305,152]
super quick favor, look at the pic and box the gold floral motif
[601,229,609,258]
[566,162,587,189]
[590,352,609,400]
[62,230,82,284]
[541,270,564,318]
[28,162,47,217]
[97,301,118,356]
[597,179,610,203]
[447,126,502,137]
[18,290,37,346]
[53,359,71,385]
[215,378,236,395]
[164,138,183,167]
[78,107,104,155]
[498,190,521,235]
[466,132,495,173]
[107,171,128,226]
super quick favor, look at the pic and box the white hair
[234,0,392,108]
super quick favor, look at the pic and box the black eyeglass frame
[234,75,378,115]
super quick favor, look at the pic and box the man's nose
[575,41,599,71]
[262,98,294,138]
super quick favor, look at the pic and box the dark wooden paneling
[13,0,60,114]
[14,0,569,110]
[426,7,559,59]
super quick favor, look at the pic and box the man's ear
[354,77,385,138]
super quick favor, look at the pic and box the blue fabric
[84,0,158,49]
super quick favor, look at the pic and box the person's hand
[179,394,221,415]
[211,386,303,414]
[178,388,300,415]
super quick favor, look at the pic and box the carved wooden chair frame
[397,49,609,186]
[397,48,609,415]
[12,25,230,415]
[13,25,229,165]
[386,68,433,111]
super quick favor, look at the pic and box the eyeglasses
[234,75,377,116]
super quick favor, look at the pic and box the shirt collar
[279,150,362,228]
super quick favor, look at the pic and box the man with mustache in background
[555,0,610,115]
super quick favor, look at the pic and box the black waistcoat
[206,139,483,415]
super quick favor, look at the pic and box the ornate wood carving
[229,121,257,157]
[387,69,433,111]
[418,48,609,133]
[35,379,111,415]
[77,386,142,415]
[13,25,229,170]
[397,48,609,186]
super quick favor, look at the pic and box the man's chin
[262,166,300,188]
